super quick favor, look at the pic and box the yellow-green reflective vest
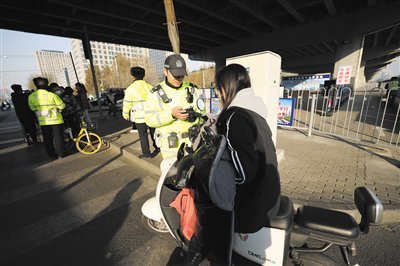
[144,80,205,158]
[28,89,65,126]
[122,80,153,123]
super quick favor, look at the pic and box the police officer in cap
[28,77,66,159]
[144,54,205,159]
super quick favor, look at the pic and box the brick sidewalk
[277,129,400,210]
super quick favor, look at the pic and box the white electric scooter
[141,108,383,265]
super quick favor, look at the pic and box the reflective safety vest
[122,79,153,123]
[144,80,205,158]
[28,89,65,126]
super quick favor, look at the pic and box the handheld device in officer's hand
[184,107,202,122]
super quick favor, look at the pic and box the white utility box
[227,51,282,145]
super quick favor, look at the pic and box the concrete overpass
[1,0,399,86]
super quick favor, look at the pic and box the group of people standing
[123,55,281,266]
[10,53,281,266]
[11,78,92,159]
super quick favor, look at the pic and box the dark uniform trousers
[41,124,65,158]
[22,118,38,143]
[136,122,157,156]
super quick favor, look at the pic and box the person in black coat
[185,64,282,265]
[10,84,38,144]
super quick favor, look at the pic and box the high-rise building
[70,39,150,85]
[35,50,76,86]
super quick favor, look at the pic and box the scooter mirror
[196,98,205,111]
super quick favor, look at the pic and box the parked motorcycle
[141,106,383,265]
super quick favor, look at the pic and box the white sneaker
[130,129,138,133]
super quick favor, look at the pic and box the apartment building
[35,50,76,86]
[70,39,151,85]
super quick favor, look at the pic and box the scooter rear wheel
[142,215,169,234]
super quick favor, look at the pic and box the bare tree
[187,66,215,88]
[102,65,113,89]
[111,53,132,88]
[84,64,102,96]
[143,58,161,86]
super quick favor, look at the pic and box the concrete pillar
[332,35,365,91]
[358,60,366,90]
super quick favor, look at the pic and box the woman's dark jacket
[190,88,281,263]
[217,106,281,233]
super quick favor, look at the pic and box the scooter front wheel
[142,215,169,234]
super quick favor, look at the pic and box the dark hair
[75,82,87,93]
[49,83,59,89]
[33,77,49,90]
[130,67,145,80]
[11,84,22,92]
[215,64,251,112]
[64,86,73,95]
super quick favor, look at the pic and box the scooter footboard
[233,227,288,265]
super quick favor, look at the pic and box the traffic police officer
[28,77,66,159]
[144,54,204,159]
[123,66,159,158]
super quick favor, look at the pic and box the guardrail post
[308,94,316,137]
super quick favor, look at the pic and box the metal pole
[64,68,70,87]
[308,94,316,137]
[84,27,103,119]
[69,52,79,83]
[202,69,205,88]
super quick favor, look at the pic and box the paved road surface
[1,110,399,265]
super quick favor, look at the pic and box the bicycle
[64,115,105,155]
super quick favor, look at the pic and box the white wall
[227,51,281,145]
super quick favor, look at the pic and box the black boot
[184,236,207,266]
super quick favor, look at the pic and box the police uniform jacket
[28,89,65,126]
[144,80,204,158]
[123,79,153,123]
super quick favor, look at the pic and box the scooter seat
[295,206,359,245]
[266,195,294,230]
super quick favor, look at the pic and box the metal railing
[284,86,400,147]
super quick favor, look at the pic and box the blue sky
[0,29,213,90]
[1,29,71,89]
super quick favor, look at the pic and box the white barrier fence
[284,86,399,147]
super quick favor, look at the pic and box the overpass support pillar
[332,35,365,91]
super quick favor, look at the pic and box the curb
[103,127,161,179]
[108,142,161,178]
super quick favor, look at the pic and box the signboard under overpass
[282,73,331,91]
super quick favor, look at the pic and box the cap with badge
[164,54,188,76]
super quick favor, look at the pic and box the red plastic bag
[170,188,197,240]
